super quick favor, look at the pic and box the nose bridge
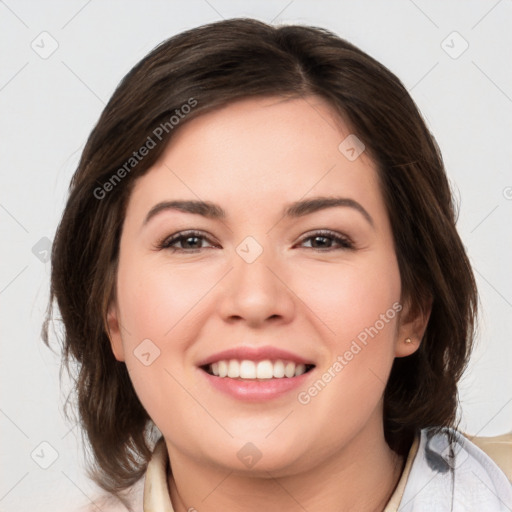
[218,233,295,325]
[234,233,280,299]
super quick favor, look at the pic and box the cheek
[292,254,401,435]
[114,257,220,423]
[117,258,214,346]
[291,251,401,345]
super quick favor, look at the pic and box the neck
[165,422,405,512]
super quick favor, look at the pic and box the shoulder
[400,427,512,511]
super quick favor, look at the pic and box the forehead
[162,95,361,176]
[126,95,385,226]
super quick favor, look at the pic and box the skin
[107,95,430,512]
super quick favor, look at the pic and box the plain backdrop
[1,1,511,510]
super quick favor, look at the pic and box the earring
[404,337,412,344]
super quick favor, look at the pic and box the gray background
[1,0,511,510]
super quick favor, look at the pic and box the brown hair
[43,17,477,500]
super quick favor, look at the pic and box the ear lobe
[106,303,125,362]
[395,296,432,358]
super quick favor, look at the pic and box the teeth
[273,360,285,378]
[240,360,257,379]
[294,363,306,377]
[285,361,296,378]
[207,359,311,379]
[227,360,240,378]
[218,360,228,377]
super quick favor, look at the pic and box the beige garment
[383,435,420,512]
[142,435,420,511]
[143,438,174,512]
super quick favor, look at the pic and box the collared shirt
[84,428,512,511]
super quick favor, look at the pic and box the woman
[43,18,512,511]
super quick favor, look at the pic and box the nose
[217,242,296,328]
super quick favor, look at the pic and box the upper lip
[197,346,316,367]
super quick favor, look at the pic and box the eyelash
[155,229,354,253]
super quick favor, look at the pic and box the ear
[106,301,126,362]
[395,296,432,358]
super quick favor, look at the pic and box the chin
[201,434,310,475]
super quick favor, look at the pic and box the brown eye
[157,230,216,252]
[299,230,354,250]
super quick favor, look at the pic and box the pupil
[313,236,330,248]
[185,236,200,248]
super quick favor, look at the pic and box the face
[107,95,423,476]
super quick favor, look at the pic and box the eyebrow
[143,196,374,227]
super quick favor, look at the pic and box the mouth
[199,360,316,401]
[196,345,317,400]
[200,359,316,380]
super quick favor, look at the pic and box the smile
[197,345,317,401]
[202,359,315,379]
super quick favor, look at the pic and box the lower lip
[199,368,314,401]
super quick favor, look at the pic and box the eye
[155,229,354,253]
[155,230,217,252]
[297,230,354,251]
